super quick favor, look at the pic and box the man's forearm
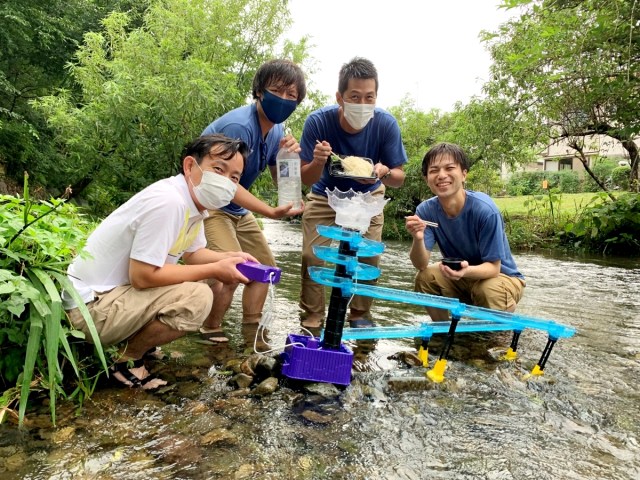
[409,238,430,270]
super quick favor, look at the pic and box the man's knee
[414,265,440,294]
[186,283,214,325]
[472,276,522,311]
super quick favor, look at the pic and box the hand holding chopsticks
[419,219,439,228]
[315,140,340,162]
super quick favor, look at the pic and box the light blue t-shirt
[416,190,524,279]
[202,103,283,216]
[299,105,408,196]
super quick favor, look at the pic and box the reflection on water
[1,219,638,479]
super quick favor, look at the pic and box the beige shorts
[204,210,276,266]
[66,282,212,346]
[414,264,525,312]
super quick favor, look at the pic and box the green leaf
[18,309,43,427]
[30,268,63,421]
[50,271,108,374]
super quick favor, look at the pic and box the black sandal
[110,359,160,389]
[143,346,165,360]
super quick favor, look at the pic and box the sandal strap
[111,359,145,387]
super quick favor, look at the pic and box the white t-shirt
[63,174,207,308]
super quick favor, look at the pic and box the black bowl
[442,257,464,271]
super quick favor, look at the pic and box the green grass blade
[18,308,43,427]
[30,268,63,424]
[50,271,109,373]
[58,328,80,378]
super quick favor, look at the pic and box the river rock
[252,377,279,396]
[386,376,437,393]
[303,382,342,398]
[231,373,253,389]
[228,387,251,397]
[240,354,262,376]
[388,350,424,367]
[301,409,332,424]
[255,355,278,377]
[200,428,239,446]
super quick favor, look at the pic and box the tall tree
[0,0,145,188]
[484,0,640,191]
[34,0,309,211]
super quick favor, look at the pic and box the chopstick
[420,219,439,228]
[316,140,340,160]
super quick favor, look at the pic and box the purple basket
[281,334,353,386]
[236,262,282,283]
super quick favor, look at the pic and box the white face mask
[190,161,238,210]
[343,102,375,130]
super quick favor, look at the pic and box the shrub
[561,193,640,254]
[611,166,631,190]
[0,175,108,426]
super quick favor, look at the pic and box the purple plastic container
[237,261,282,283]
[281,334,354,386]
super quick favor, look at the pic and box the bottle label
[277,159,300,179]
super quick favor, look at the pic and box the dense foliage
[0,177,107,426]
[485,0,640,188]
[562,193,640,255]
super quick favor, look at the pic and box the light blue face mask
[261,90,297,124]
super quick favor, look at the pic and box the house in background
[536,135,636,173]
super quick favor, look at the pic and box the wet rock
[231,373,253,389]
[301,409,333,424]
[173,380,202,399]
[3,451,27,471]
[386,376,437,393]
[188,412,229,435]
[234,463,255,479]
[388,350,424,367]
[360,384,387,403]
[255,355,278,378]
[228,388,252,397]
[0,429,27,447]
[200,428,239,446]
[153,433,202,467]
[240,354,261,376]
[50,426,76,444]
[252,377,279,396]
[185,400,209,414]
[303,382,341,398]
[224,358,243,374]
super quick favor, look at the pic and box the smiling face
[425,153,467,200]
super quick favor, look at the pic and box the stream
[0,218,638,480]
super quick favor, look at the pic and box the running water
[0,219,638,479]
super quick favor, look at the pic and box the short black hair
[252,59,307,104]
[180,134,248,175]
[421,142,470,176]
[338,57,378,95]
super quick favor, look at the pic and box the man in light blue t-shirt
[405,142,525,320]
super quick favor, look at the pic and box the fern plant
[0,174,108,426]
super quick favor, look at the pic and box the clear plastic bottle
[276,147,302,210]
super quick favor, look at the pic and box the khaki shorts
[204,210,276,266]
[414,264,525,312]
[66,282,212,346]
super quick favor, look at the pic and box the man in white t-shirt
[63,134,257,389]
